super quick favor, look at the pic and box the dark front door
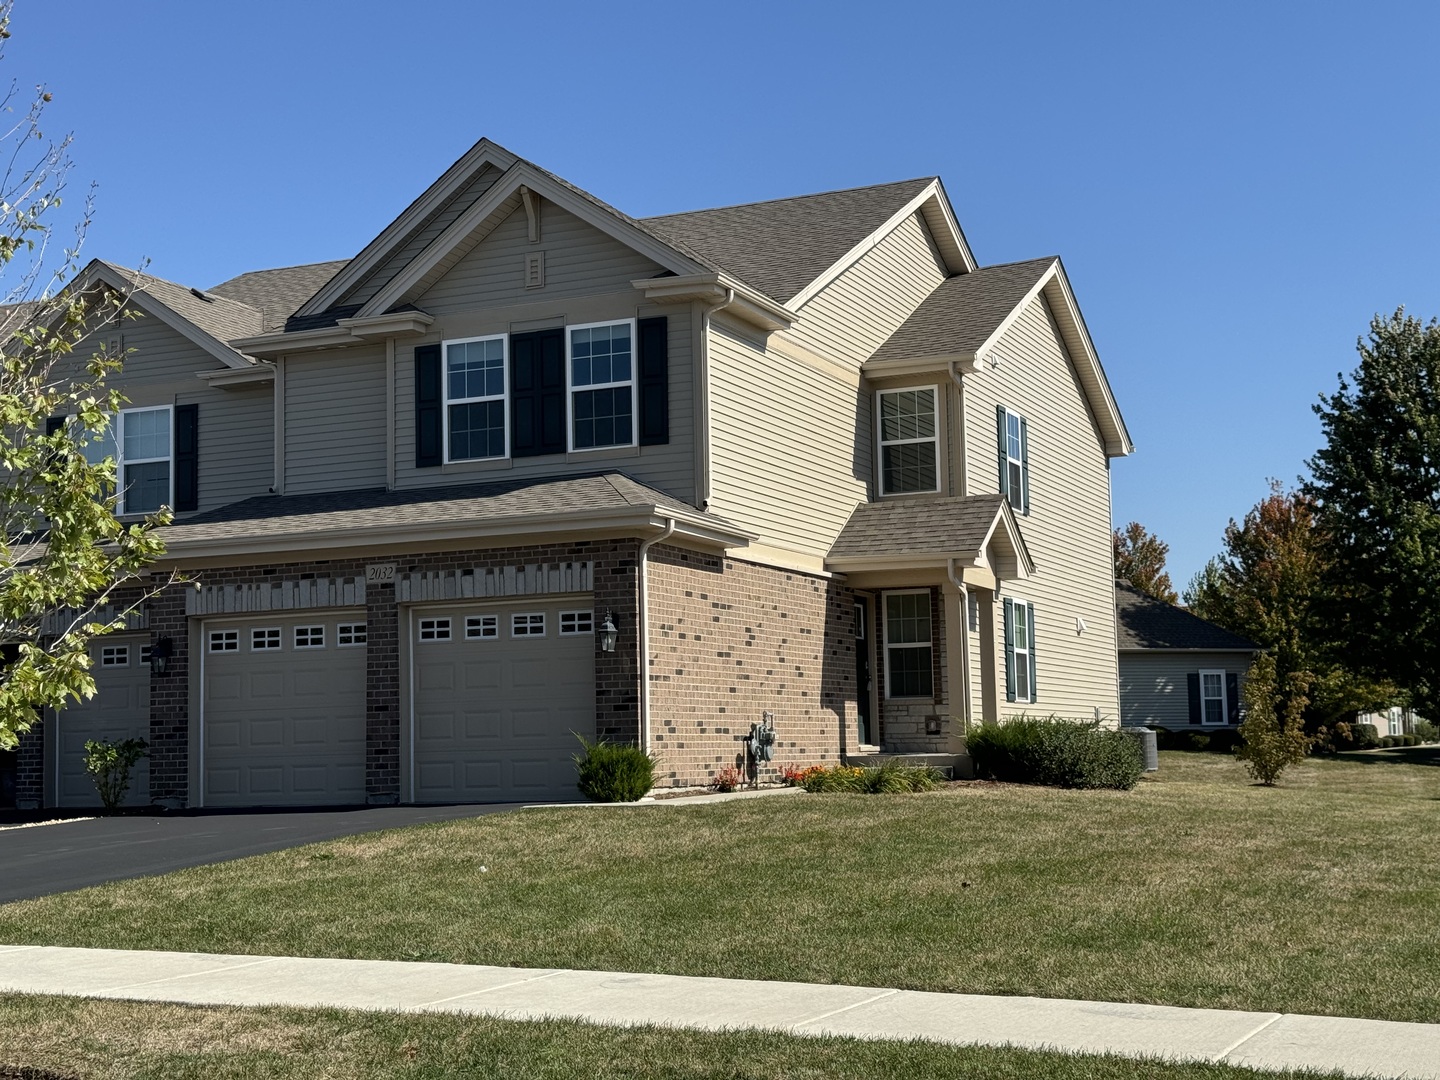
[855,599,873,745]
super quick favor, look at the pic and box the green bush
[1403,734,1420,746]
[573,735,656,802]
[1414,719,1438,743]
[1350,723,1382,750]
[82,737,148,812]
[967,716,1143,790]
[797,763,942,794]
[1380,735,1398,748]
[1236,655,1311,785]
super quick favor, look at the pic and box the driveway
[0,803,523,905]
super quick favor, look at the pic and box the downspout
[694,288,735,509]
[947,558,973,729]
[949,362,967,497]
[637,516,678,753]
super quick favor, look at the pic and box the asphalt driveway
[0,803,523,905]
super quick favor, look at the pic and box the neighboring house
[1115,582,1259,730]
[1356,706,1419,738]
[14,137,1132,809]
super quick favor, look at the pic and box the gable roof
[827,493,1034,577]
[642,178,937,305]
[209,260,349,332]
[1115,582,1260,652]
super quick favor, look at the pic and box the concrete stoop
[847,752,975,780]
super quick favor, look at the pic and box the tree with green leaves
[1112,521,1178,603]
[1306,309,1440,722]
[0,2,171,749]
[1236,653,1310,786]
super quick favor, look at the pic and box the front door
[855,600,873,746]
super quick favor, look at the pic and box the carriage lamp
[598,611,619,653]
[150,636,173,675]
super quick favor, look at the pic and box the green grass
[1,752,1436,1023]
[0,994,1351,1080]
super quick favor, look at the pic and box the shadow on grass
[1330,746,1440,768]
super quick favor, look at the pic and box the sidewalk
[1,945,1435,1078]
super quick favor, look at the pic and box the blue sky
[7,1,1438,588]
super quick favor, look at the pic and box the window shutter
[173,404,199,512]
[1027,603,1037,701]
[1019,416,1030,514]
[638,316,669,446]
[45,416,66,436]
[414,344,443,468]
[1226,673,1241,724]
[1187,673,1202,725]
[996,405,1008,499]
[511,328,565,458]
[1003,597,1016,702]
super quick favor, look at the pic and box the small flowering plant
[712,764,744,793]
[778,763,808,787]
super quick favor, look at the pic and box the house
[1115,581,1259,730]
[13,138,1132,809]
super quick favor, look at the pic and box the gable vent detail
[524,251,545,290]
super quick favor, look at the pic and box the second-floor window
[82,405,173,515]
[445,336,507,462]
[877,387,939,495]
[569,320,635,451]
[997,406,1030,514]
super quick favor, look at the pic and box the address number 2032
[365,563,397,584]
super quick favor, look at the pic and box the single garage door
[53,635,150,808]
[202,612,367,807]
[411,597,595,803]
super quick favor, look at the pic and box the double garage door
[52,635,151,808]
[411,597,595,804]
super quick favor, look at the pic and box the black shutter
[415,344,443,468]
[638,316,669,446]
[1227,673,1241,724]
[1003,597,1016,702]
[173,404,199,512]
[1027,603,1037,701]
[996,405,1008,499]
[45,416,66,436]
[1187,673,1202,725]
[1019,416,1030,514]
[511,328,566,458]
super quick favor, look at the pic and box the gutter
[637,517,677,754]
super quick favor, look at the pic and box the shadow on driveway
[0,802,526,905]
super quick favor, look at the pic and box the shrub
[796,763,942,794]
[1380,735,1398,748]
[82,737,148,812]
[778,764,807,787]
[1236,655,1311,785]
[573,735,656,802]
[1404,734,1421,746]
[967,716,1143,790]
[712,765,743,793]
[1415,719,1438,743]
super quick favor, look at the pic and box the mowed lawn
[1,751,1436,1024]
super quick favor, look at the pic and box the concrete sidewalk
[0,946,1435,1078]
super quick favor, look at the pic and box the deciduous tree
[1112,521,1178,603]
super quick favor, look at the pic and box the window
[884,591,933,698]
[1200,669,1227,726]
[208,630,239,653]
[81,405,173,515]
[338,623,367,647]
[512,612,546,637]
[569,320,635,451]
[877,387,939,495]
[294,625,325,649]
[559,611,593,635]
[444,336,507,462]
[998,406,1029,514]
[140,645,152,666]
[1389,707,1403,737]
[1005,599,1036,704]
[465,615,499,640]
[100,645,129,667]
[251,627,281,651]
[418,617,451,642]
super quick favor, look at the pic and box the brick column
[147,585,190,806]
[594,542,641,743]
[365,581,400,803]
[14,722,44,809]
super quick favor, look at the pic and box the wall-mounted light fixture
[150,636,174,675]
[598,610,619,653]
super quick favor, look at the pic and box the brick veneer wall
[646,546,855,786]
[14,726,43,809]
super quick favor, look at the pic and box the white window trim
[566,318,638,454]
[250,627,282,651]
[1011,597,1033,704]
[100,645,130,667]
[1199,668,1227,726]
[559,610,594,636]
[465,614,499,640]
[84,405,174,516]
[417,617,452,642]
[294,625,326,650]
[337,623,367,647]
[442,334,509,464]
[512,612,547,638]
[876,385,941,497]
[882,589,933,700]
[1002,406,1026,514]
[208,629,239,653]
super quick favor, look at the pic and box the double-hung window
[445,336,507,462]
[1199,670,1227,726]
[997,406,1029,513]
[884,591,933,698]
[877,387,940,495]
[1004,598,1036,703]
[81,405,173,515]
[568,320,635,451]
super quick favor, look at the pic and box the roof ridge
[641,177,937,221]
[973,255,1060,272]
[211,258,350,283]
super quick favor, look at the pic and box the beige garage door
[202,613,367,807]
[411,597,595,803]
[53,635,150,808]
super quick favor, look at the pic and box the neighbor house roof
[643,178,937,305]
[98,261,264,346]
[1115,582,1260,652]
[827,493,1034,577]
[209,260,349,332]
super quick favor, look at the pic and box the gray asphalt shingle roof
[868,257,1057,363]
[163,472,721,547]
[643,178,936,305]
[209,260,349,332]
[828,494,1013,561]
[101,262,264,348]
[1115,582,1260,652]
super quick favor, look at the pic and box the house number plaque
[365,563,397,584]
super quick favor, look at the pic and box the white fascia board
[293,139,519,319]
[196,364,275,387]
[971,260,1060,362]
[862,353,980,378]
[335,310,436,337]
[827,554,976,572]
[230,326,355,356]
[922,178,978,274]
[631,273,796,332]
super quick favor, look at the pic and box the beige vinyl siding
[341,164,502,308]
[1119,652,1253,728]
[707,319,870,558]
[284,345,388,495]
[785,212,946,368]
[971,295,1120,722]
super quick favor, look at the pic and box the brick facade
[647,546,855,786]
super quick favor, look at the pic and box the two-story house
[14,138,1132,810]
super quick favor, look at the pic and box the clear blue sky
[8,1,1438,588]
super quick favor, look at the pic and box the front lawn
[1,752,1436,1023]
[0,994,1349,1080]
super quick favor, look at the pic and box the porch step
[847,752,974,780]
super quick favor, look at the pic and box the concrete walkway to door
[0,945,1435,1078]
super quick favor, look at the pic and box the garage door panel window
[465,615,498,640]
[559,611,593,635]
[209,630,239,653]
[251,628,281,651]
[294,626,325,649]
[337,623,366,647]
[101,645,129,667]
[512,613,546,637]
[419,617,452,642]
